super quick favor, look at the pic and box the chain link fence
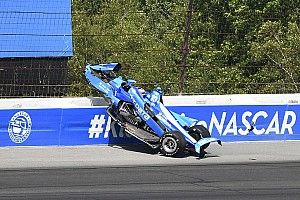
[0,58,68,97]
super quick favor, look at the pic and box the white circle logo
[8,111,32,143]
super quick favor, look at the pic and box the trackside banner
[0,105,299,146]
[169,105,299,142]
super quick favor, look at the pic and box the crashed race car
[85,63,221,157]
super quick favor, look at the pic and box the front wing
[195,137,222,154]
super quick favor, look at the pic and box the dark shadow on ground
[196,152,220,160]
[108,144,159,155]
[109,144,191,158]
[109,144,219,159]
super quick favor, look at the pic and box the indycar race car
[85,63,221,157]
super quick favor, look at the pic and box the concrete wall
[1,93,300,109]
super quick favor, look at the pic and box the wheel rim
[162,137,178,154]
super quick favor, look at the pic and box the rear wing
[87,63,121,72]
[85,63,122,83]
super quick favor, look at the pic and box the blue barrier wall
[0,105,299,146]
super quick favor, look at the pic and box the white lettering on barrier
[198,110,296,136]
[88,110,296,139]
[265,112,279,135]
[88,115,106,138]
[88,115,130,139]
[252,111,268,135]
[104,116,112,138]
[239,111,252,135]
[208,112,226,135]
[281,111,296,135]
[223,112,237,135]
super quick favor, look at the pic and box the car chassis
[85,63,221,157]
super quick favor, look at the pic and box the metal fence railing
[0,58,69,97]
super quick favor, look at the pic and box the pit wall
[1,94,300,147]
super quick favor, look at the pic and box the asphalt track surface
[1,141,300,199]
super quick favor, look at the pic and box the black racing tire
[188,125,211,150]
[160,131,186,157]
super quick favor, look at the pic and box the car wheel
[160,131,186,157]
[188,125,211,150]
